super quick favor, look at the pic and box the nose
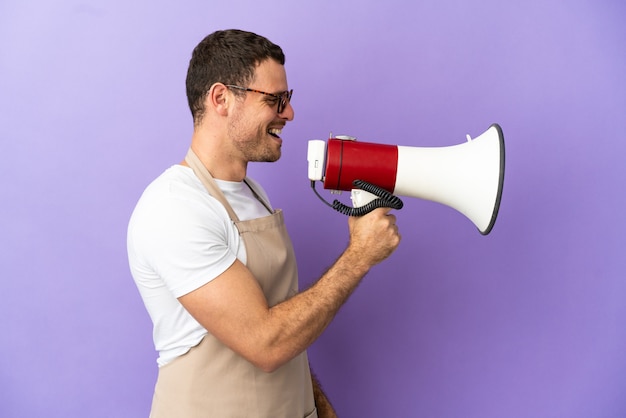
[279,101,295,121]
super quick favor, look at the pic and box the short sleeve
[128,179,238,298]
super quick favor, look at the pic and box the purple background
[1,0,625,417]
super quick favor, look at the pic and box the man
[127,29,401,418]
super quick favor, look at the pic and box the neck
[184,131,248,182]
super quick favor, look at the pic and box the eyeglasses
[225,85,293,114]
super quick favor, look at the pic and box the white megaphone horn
[307,124,505,235]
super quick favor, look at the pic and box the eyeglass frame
[225,84,293,114]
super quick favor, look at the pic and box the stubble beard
[228,117,282,163]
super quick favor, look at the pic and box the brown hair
[186,29,285,125]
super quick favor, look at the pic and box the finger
[374,207,392,216]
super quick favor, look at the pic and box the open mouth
[268,128,282,139]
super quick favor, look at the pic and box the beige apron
[149,149,317,418]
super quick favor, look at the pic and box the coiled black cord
[311,179,404,216]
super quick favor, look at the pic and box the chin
[268,144,282,162]
[256,149,281,163]
[266,153,281,163]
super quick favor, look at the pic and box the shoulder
[131,165,228,223]
[139,165,207,204]
[128,165,241,295]
[128,165,234,251]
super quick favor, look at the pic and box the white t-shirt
[127,165,272,366]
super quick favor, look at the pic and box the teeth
[268,128,282,135]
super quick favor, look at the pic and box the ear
[206,83,230,116]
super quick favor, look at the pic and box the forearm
[261,246,371,370]
[253,209,400,371]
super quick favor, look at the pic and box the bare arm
[311,369,338,418]
[178,207,400,372]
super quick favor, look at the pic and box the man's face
[227,59,294,163]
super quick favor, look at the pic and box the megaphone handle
[310,178,403,216]
[350,189,379,208]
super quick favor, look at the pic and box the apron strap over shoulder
[184,148,240,222]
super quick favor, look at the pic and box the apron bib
[149,149,316,418]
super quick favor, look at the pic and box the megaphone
[307,124,505,235]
